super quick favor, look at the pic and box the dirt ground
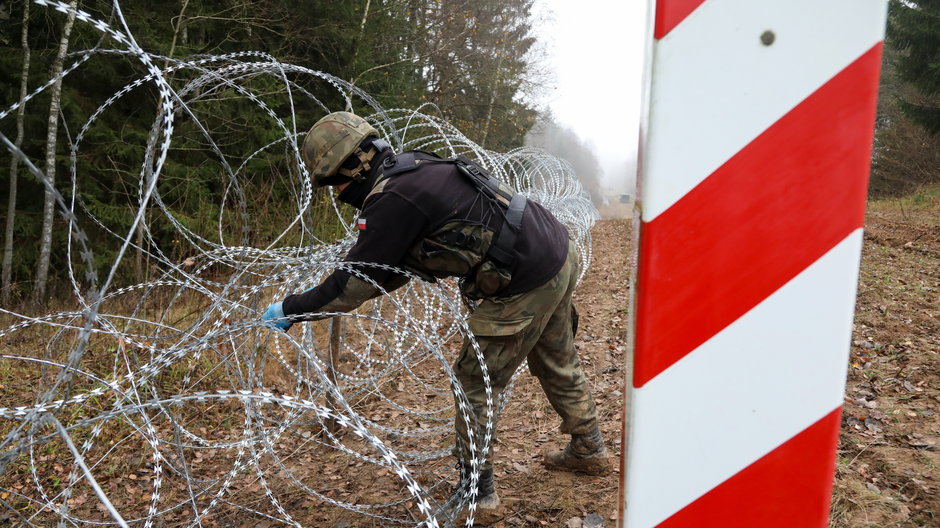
[479,195,940,527]
[0,221,633,528]
[0,194,936,527]
[465,217,632,527]
[830,197,940,528]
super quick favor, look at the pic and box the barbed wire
[0,2,599,527]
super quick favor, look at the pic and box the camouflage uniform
[281,112,600,475]
[454,242,598,471]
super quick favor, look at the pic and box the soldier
[262,112,608,510]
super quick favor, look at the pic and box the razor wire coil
[0,2,599,527]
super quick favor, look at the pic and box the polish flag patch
[357,217,367,230]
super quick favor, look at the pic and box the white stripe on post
[643,0,888,222]
[626,230,863,528]
[621,0,887,527]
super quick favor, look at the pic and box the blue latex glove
[261,301,292,331]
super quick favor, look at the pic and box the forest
[0,0,546,302]
[0,1,938,528]
[0,0,938,300]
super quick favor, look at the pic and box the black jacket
[282,150,569,319]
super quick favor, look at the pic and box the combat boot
[542,428,610,476]
[438,465,501,526]
[462,466,500,510]
[444,464,501,511]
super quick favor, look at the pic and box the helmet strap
[337,144,379,182]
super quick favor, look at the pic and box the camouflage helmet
[301,112,379,186]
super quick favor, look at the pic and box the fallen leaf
[908,439,936,450]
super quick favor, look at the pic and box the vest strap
[382,151,528,268]
[488,192,527,268]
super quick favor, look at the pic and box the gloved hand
[261,301,292,331]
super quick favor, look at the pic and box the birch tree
[34,0,78,300]
[2,0,31,304]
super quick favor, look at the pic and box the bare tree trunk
[136,0,191,283]
[480,49,504,149]
[351,0,372,65]
[2,1,31,305]
[165,0,190,68]
[135,215,146,283]
[34,0,78,300]
[324,318,343,434]
[359,0,372,33]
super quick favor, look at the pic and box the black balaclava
[336,140,393,209]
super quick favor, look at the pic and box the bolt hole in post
[760,30,776,46]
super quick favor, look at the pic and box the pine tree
[887,0,940,134]
[0,0,545,297]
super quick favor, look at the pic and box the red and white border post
[621,1,888,527]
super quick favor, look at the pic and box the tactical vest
[368,151,527,299]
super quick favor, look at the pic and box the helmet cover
[301,112,378,186]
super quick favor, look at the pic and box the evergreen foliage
[0,0,543,299]
[887,0,940,134]
[870,0,940,196]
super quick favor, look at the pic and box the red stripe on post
[654,408,843,528]
[654,0,709,39]
[633,44,882,388]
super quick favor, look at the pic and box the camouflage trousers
[453,243,599,471]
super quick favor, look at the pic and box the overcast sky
[531,0,648,193]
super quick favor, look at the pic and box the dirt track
[472,218,630,527]
[0,206,934,527]
[832,204,939,528]
[485,204,938,527]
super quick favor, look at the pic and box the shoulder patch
[357,217,367,230]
